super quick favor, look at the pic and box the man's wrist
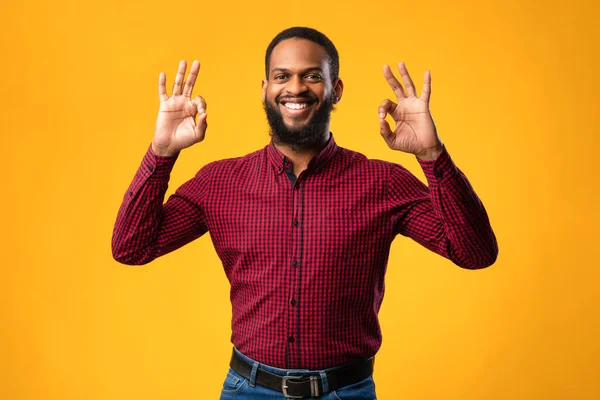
[151,142,179,157]
[415,144,444,161]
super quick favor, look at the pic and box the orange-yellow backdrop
[2,0,598,399]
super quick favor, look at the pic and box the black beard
[263,94,334,151]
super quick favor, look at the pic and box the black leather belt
[229,349,374,398]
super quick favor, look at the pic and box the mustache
[276,94,318,103]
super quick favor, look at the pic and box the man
[112,27,498,399]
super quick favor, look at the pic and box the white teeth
[284,103,308,110]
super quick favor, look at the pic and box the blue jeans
[220,348,377,400]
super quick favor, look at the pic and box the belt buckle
[282,375,306,399]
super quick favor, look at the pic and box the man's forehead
[269,38,329,71]
[271,66,324,73]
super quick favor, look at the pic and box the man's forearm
[112,145,178,265]
[418,149,498,269]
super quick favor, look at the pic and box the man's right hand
[152,60,207,157]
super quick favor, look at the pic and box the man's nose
[285,76,308,95]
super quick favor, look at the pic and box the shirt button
[288,336,295,343]
[148,165,154,172]
[290,299,297,306]
[129,191,133,196]
[293,220,299,227]
[292,261,299,267]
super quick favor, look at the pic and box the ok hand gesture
[152,60,207,157]
[379,62,443,161]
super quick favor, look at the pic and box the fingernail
[198,108,205,114]
[379,112,385,119]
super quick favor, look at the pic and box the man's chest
[203,173,394,273]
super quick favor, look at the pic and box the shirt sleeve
[111,145,210,265]
[388,146,498,269]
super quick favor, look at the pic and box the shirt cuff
[417,145,459,184]
[142,144,179,180]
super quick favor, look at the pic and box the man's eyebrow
[270,67,324,74]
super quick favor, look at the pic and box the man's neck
[273,132,330,177]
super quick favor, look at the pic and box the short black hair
[265,27,339,82]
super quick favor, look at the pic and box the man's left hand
[378,62,443,161]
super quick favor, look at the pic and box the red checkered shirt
[112,134,498,369]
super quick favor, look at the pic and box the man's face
[262,38,343,149]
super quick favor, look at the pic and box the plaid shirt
[112,134,498,369]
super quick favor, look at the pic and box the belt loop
[319,371,329,393]
[249,362,259,387]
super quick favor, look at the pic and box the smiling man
[112,27,498,399]
[262,33,341,160]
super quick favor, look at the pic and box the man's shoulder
[336,145,399,171]
[196,146,266,175]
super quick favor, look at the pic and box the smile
[283,102,309,110]
[279,99,316,117]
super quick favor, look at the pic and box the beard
[263,93,335,151]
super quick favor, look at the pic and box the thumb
[193,96,208,142]
[194,112,207,142]
[379,118,393,142]
[378,99,395,142]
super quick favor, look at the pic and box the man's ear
[261,78,268,101]
[333,78,344,103]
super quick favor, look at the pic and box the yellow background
[2,0,598,398]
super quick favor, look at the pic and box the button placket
[286,175,303,367]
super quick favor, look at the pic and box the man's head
[262,27,344,151]
[265,27,340,83]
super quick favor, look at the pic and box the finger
[382,64,406,100]
[420,70,431,104]
[191,95,207,114]
[378,98,397,119]
[182,60,200,97]
[397,62,416,97]
[172,60,187,96]
[158,72,168,102]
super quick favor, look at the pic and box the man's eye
[274,75,287,80]
[306,74,322,80]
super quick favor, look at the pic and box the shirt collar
[266,133,340,175]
